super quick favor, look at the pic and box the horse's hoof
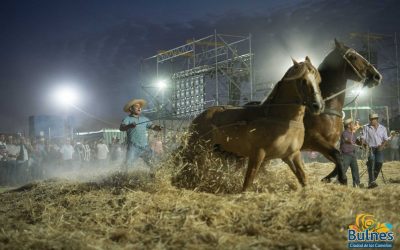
[321,177,331,183]
[339,178,348,185]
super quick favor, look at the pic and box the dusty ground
[0,159,399,250]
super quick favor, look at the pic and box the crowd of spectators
[0,134,163,186]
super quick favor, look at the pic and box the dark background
[1,0,399,133]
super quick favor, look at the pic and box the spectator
[110,137,124,164]
[0,134,6,160]
[82,140,91,163]
[96,139,109,168]
[0,134,8,185]
[74,140,86,168]
[16,136,31,184]
[60,138,75,170]
[389,131,400,161]
[5,136,19,185]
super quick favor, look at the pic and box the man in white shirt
[60,138,75,169]
[389,131,400,161]
[0,134,7,160]
[361,113,389,188]
[0,134,7,185]
[16,136,30,184]
[96,139,109,168]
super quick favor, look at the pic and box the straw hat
[123,99,147,113]
[343,118,353,126]
[369,113,379,119]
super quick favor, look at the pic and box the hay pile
[0,157,399,249]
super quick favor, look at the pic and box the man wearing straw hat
[120,98,162,170]
[360,113,389,188]
[340,118,360,187]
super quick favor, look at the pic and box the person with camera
[120,98,162,171]
[340,118,360,187]
[360,113,389,188]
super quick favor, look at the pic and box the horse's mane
[261,61,318,105]
[261,80,282,105]
[318,45,348,72]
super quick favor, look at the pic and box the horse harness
[320,48,373,119]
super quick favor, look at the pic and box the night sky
[1,0,400,133]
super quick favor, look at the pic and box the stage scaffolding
[140,31,254,125]
[348,32,400,116]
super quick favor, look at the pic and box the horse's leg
[308,138,347,185]
[283,151,306,187]
[258,159,271,175]
[242,149,265,192]
[319,149,346,185]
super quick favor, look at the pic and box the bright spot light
[351,87,365,96]
[156,79,167,90]
[54,86,79,107]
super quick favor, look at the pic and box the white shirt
[60,144,75,160]
[0,142,7,160]
[361,123,389,147]
[16,144,29,163]
[96,143,109,160]
[7,144,19,160]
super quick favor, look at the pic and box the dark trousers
[0,161,7,185]
[16,161,29,184]
[367,147,383,184]
[7,160,17,185]
[342,153,360,187]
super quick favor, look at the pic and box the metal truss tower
[141,31,254,122]
[347,32,400,117]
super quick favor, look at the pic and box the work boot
[368,181,378,189]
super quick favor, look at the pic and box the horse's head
[282,57,324,115]
[332,39,382,88]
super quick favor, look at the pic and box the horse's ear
[291,57,299,66]
[334,38,344,49]
[305,56,311,63]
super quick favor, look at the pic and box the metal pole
[367,31,371,62]
[386,106,390,131]
[395,32,400,113]
[249,33,253,101]
[215,29,219,105]
[193,37,196,68]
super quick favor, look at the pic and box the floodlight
[351,87,365,96]
[156,79,167,90]
[54,85,79,107]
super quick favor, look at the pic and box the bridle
[280,64,322,110]
[323,48,372,102]
[342,48,371,82]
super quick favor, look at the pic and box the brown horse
[302,39,382,183]
[214,39,382,184]
[184,57,324,191]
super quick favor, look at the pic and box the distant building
[29,115,70,139]
[76,129,126,144]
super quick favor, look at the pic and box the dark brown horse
[183,57,324,191]
[302,39,382,183]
